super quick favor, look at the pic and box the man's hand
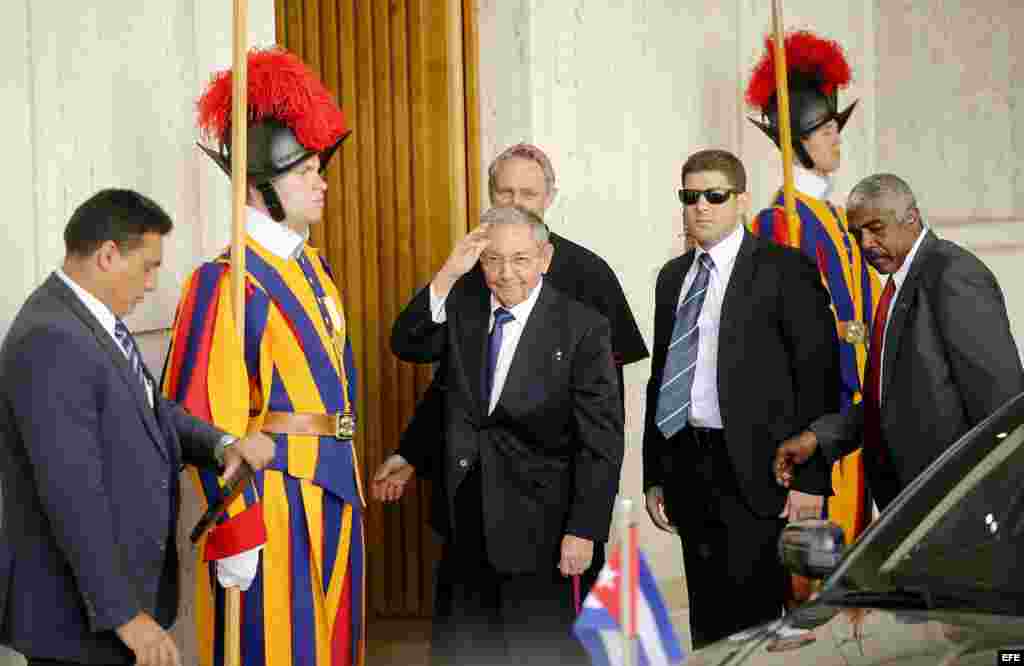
[644,486,677,534]
[559,534,594,577]
[115,612,181,666]
[222,432,276,481]
[778,490,825,521]
[431,224,491,299]
[372,454,415,502]
[774,430,818,487]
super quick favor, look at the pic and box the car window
[881,422,1024,599]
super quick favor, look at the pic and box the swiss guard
[162,48,365,666]
[746,32,880,549]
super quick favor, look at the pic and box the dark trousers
[663,427,789,649]
[431,468,586,666]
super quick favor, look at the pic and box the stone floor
[0,601,691,666]
[366,608,693,666]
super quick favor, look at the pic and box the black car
[688,392,1024,665]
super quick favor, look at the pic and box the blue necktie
[655,253,714,438]
[114,319,148,392]
[485,307,515,406]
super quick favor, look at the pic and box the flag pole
[771,0,800,246]
[230,0,248,337]
[616,497,635,666]
[226,0,248,664]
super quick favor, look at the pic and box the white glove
[215,545,263,591]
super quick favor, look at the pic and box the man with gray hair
[775,173,1024,509]
[388,205,624,665]
[374,142,646,623]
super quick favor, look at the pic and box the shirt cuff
[429,283,448,324]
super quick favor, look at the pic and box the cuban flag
[573,529,686,666]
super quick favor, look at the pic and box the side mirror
[778,519,845,579]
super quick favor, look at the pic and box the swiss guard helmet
[196,48,351,222]
[745,31,857,170]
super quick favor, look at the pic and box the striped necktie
[655,253,714,439]
[114,318,148,392]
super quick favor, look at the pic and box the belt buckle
[334,410,356,440]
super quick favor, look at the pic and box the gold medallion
[323,295,345,334]
[842,320,867,345]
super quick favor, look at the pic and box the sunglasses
[678,188,740,206]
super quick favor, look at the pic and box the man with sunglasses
[642,149,839,648]
[746,31,881,547]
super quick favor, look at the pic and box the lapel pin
[554,349,563,361]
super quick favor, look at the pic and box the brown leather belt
[262,411,353,439]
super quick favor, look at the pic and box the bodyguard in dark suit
[642,150,839,648]
[775,173,1024,509]
[0,189,274,666]
[387,205,623,665]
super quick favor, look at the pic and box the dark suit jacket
[0,274,226,664]
[397,232,646,481]
[391,278,624,574]
[642,229,839,519]
[812,230,1024,508]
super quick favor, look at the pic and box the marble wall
[476,0,1024,610]
[0,0,277,339]
[876,0,1024,348]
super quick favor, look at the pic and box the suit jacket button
[458,458,469,469]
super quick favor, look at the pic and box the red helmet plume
[744,30,857,169]
[197,47,348,151]
[745,31,852,111]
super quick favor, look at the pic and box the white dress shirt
[676,223,745,429]
[430,277,544,414]
[246,206,308,260]
[56,269,154,406]
[794,167,834,201]
[878,227,928,400]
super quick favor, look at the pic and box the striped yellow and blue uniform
[752,189,880,540]
[163,236,365,666]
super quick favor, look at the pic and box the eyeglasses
[480,253,537,271]
[678,188,739,206]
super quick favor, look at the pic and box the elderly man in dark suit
[374,143,648,604]
[775,173,1024,509]
[642,149,840,648]
[0,189,274,666]
[387,204,624,665]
